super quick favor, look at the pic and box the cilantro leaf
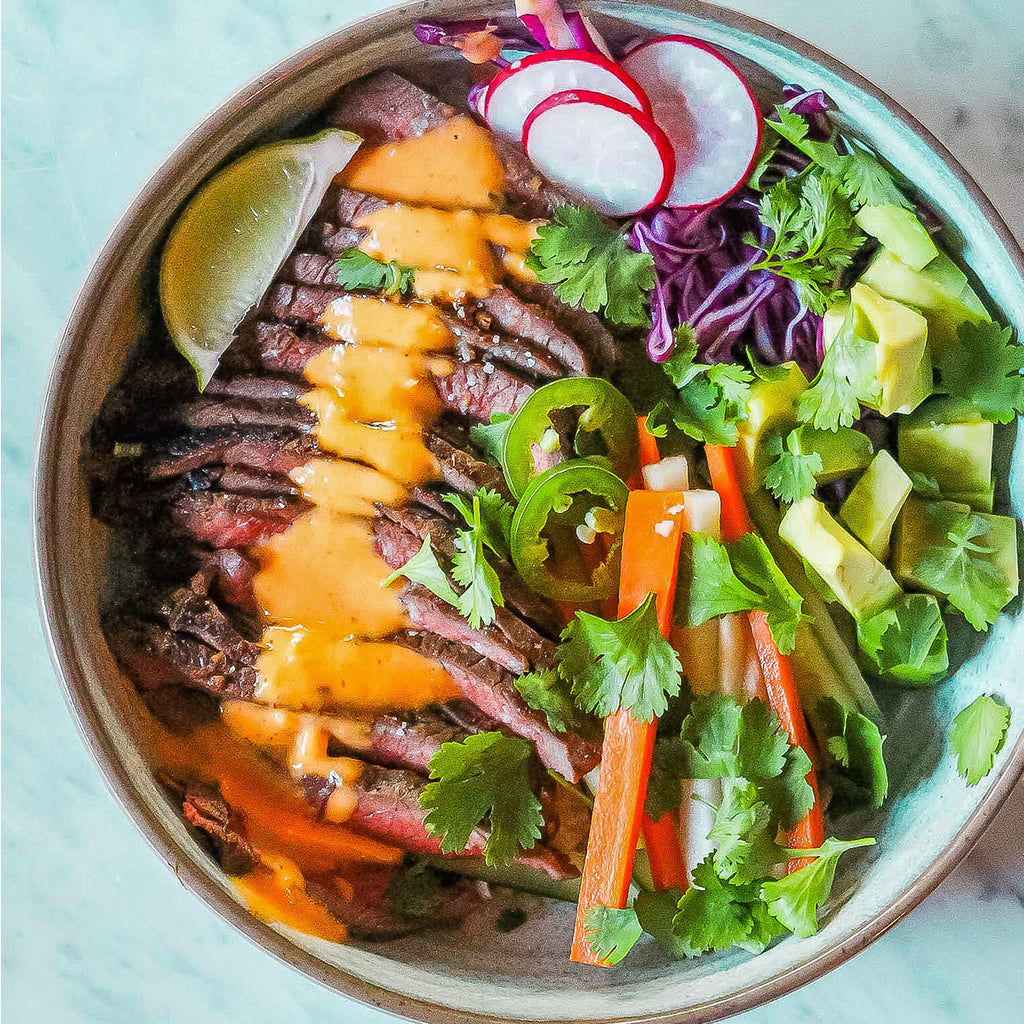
[527,205,655,327]
[683,535,804,655]
[445,487,514,560]
[938,321,1024,423]
[581,905,643,965]
[815,697,888,813]
[421,732,543,866]
[334,248,415,297]
[914,502,1014,630]
[766,107,911,210]
[559,594,682,722]
[382,533,460,607]
[671,857,764,956]
[949,694,1011,785]
[797,305,879,429]
[470,413,513,465]
[647,336,753,446]
[451,494,505,629]
[749,174,865,314]
[757,743,816,830]
[908,471,942,498]
[634,888,691,958]
[856,594,948,685]
[761,836,875,937]
[513,668,578,734]
[707,779,783,884]
[763,429,822,504]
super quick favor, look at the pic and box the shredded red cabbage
[630,198,821,375]
[413,20,542,66]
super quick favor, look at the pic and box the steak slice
[105,613,257,700]
[395,630,598,782]
[477,286,591,376]
[351,708,470,774]
[204,374,310,403]
[168,491,307,549]
[261,281,343,326]
[226,321,333,377]
[350,765,576,880]
[174,779,259,875]
[168,395,315,434]
[423,430,512,501]
[436,358,535,423]
[162,579,259,664]
[442,312,563,379]
[144,426,319,482]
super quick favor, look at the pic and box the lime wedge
[160,128,361,389]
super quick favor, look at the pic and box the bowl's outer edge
[32,1,1024,1023]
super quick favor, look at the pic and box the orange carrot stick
[705,444,824,873]
[640,809,688,891]
[637,415,661,469]
[571,490,689,965]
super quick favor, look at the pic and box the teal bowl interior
[34,2,1023,1022]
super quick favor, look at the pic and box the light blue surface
[3,1,1023,1022]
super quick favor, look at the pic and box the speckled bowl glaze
[34,2,1024,1021]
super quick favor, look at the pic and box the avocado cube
[821,302,849,349]
[779,496,902,621]
[840,450,913,560]
[860,248,989,360]
[734,362,808,491]
[898,404,993,505]
[892,498,1019,601]
[854,204,939,271]
[850,283,933,416]
[790,424,874,482]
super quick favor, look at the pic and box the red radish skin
[622,35,761,209]
[484,49,652,142]
[524,90,674,217]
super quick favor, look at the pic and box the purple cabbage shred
[630,198,821,377]
[413,19,542,66]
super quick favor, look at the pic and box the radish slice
[622,35,761,208]
[484,49,651,142]
[524,90,673,217]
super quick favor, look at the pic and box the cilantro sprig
[527,205,655,327]
[647,331,754,446]
[581,905,643,966]
[383,489,510,630]
[334,248,416,297]
[420,732,544,866]
[559,593,682,723]
[949,694,1011,786]
[682,534,805,654]
[938,321,1024,423]
[513,668,579,734]
[914,503,1014,631]
[796,305,879,430]
[748,174,865,314]
[763,429,822,504]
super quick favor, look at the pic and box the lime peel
[160,128,361,390]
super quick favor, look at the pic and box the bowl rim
[32,1,1024,1022]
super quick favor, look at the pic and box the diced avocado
[856,593,949,686]
[945,484,995,514]
[790,424,874,482]
[849,283,933,416]
[859,248,989,360]
[821,302,849,349]
[734,361,808,491]
[840,450,913,560]
[855,204,939,271]
[892,498,1018,605]
[779,496,902,621]
[898,403,993,506]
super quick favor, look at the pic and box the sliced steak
[395,630,598,782]
[441,313,563,380]
[226,321,333,377]
[168,491,307,549]
[162,580,259,666]
[105,613,257,700]
[169,396,315,434]
[173,779,259,875]
[423,430,512,501]
[197,547,259,616]
[354,708,470,773]
[477,286,591,376]
[506,277,621,373]
[435,358,534,423]
[204,374,310,403]
[350,765,576,880]
[261,281,344,327]
[144,426,319,482]
[305,863,482,942]
[207,465,300,499]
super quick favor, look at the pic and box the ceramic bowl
[34,2,1024,1021]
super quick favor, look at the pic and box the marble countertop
[3,0,1022,1020]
